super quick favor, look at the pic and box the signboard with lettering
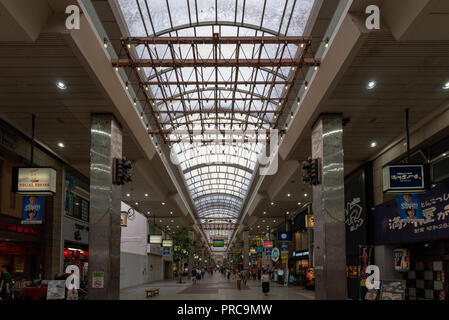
[382,164,428,193]
[13,167,57,195]
[373,178,449,245]
[263,240,273,248]
[305,215,314,228]
[162,239,173,247]
[21,196,44,224]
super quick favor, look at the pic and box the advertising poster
[380,280,405,300]
[396,194,424,222]
[373,178,449,245]
[92,271,105,288]
[21,196,44,224]
[393,248,410,272]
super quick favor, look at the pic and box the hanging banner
[21,196,44,224]
[373,178,449,245]
[305,215,314,228]
[280,241,289,252]
[277,232,291,241]
[395,194,424,222]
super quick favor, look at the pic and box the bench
[145,288,160,298]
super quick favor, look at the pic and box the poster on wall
[380,280,405,300]
[373,177,449,245]
[21,196,44,224]
[395,194,424,222]
[393,248,410,272]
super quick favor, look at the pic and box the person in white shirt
[261,270,270,296]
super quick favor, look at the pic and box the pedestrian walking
[261,270,270,296]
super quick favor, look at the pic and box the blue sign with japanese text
[373,178,449,245]
[383,165,427,193]
[280,241,289,252]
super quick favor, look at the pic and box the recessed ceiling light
[162,202,166,206]
[57,142,65,148]
[135,202,139,205]
[270,202,274,206]
[286,211,290,215]
[170,211,173,215]
[287,193,291,197]
[56,81,67,90]
[298,202,301,206]
[126,193,130,197]
[304,193,308,197]
[145,193,148,197]
[370,141,377,148]
[367,80,377,90]
[443,82,449,90]
[159,219,162,222]
[262,220,265,223]
[263,211,266,215]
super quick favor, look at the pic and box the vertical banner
[21,196,44,224]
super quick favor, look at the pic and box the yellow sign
[306,215,314,228]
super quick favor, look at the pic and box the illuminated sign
[306,215,314,228]
[162,239,173,247]
[263,241,273,248]
[149,235,162,244]
[382,164,429,193]
[13,167,57,195]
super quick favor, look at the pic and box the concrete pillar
[311,114,347,300]
[88,114,122,300]
[243,230,249,271]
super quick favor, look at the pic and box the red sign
[5,223,37,236]
[263,240,273,248]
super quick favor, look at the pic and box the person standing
[236,271,242,290]
[0,265,13,300]
[261,270,270,296]
[191,267,197,285]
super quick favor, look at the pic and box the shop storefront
[0,214,43,280]
[373,177,449,300]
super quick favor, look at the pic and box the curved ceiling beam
[183,162,253,175]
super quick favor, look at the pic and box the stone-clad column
[88,114,122,300]
[311,114,347,300]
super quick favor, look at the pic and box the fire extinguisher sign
[92,271,105,289]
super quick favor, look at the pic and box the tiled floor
[120,272,315,300]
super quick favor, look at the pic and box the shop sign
[382,164,428,193]
[292,250,309,258]
[163,247,171,256]
[149,234,162,244]
[393,248,410,272]
[92,271,104,289]
[162,239,173,247]
[271,248,280,262]
[373,177,449,245]
[1,222,38,236]
[21,196,44,225]
[13,167,57,195]
[305,215,314,228]
[255,246,263,252]
[263,240,273,248]
[277,232,291,241]
[120,211,128,226]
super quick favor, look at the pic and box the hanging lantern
[64,248,71,258]
[83,251,88,259]
[74,250,81,259]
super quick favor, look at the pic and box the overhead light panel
[367,80,377,90]
[56,81,67,90]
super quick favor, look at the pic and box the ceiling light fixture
[57,142,65,148]
[162,202,166,206]
[443,82,449,90]
[367,80,377,90]
[370,141,377,148]
[145,193,148,197]
[126,193,130,197]
[56,81,67,90]
[304,193,308,197]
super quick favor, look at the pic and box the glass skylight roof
[117,0,315,249]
